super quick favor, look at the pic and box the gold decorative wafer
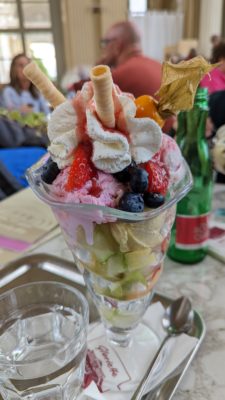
[23,61,66,108]
[90,65,115,128]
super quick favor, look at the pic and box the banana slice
[127,228,163,249]
[110,222,129,252]
[146,212,166,231]
[110,216,165,252]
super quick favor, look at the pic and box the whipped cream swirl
[47,82,162,172]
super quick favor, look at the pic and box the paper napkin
[78,302,198,400]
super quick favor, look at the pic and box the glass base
[105,326,133,347]
[108,320,159,348]
[105,320,159,349]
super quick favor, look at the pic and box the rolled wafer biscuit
[90,65,115,128]
[23,61,65,108]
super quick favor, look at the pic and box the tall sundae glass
[24,59,213,348]
[27,160,192,347]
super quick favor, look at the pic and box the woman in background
[200,41,225,95]
[0,54,48,193]
[2,53,49,115]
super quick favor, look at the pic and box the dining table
[1,184,225,400]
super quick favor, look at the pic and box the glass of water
[0,281,89,399]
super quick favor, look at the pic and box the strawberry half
[65,143,97,191]
[142,160,169,196]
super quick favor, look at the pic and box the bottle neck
[177,105,208,144]
[194,87,208,108]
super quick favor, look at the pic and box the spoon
[131,296,194,400]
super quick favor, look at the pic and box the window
[129,0,147,15]
[0,0,63,83]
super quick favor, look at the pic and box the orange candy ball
[135,95,164,128]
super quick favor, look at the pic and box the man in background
[73,21,162,99]
[210,34,221,49]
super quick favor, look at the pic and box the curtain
[198,0,223,58]
[183,0,200,39]
[130,10,184,62]
[148,0,177,10]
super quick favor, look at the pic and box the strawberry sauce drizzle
[89,178,102,197]
[112,89,130,140]
[72,92,89,142]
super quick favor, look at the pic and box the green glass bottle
[168,87,213,264]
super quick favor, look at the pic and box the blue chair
[0,147,46,187]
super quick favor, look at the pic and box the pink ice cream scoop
[51,168,125,208]
[158,134,185,183]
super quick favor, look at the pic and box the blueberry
[41,157,60,184]
[130,168,148,193]
[118,192,144,213]
[114,167,130,183]
[113,160,137,183]
[144,192,165,208]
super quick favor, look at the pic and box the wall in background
[198,0,223,58]
[61,0,127,71]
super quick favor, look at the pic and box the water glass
[0,281,89,399]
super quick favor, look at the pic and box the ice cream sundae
[25,57,212,345]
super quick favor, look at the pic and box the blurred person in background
[72,21,177,132]
[1,53,49,115]
[210,34,222,50]
[0,54,49,196]
[185,48,198,61]
[73,21,162,99]
[200,41,225,94]
[208,89,225,183]
[209,89,225,133]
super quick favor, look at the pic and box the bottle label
[175,213,209,249]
